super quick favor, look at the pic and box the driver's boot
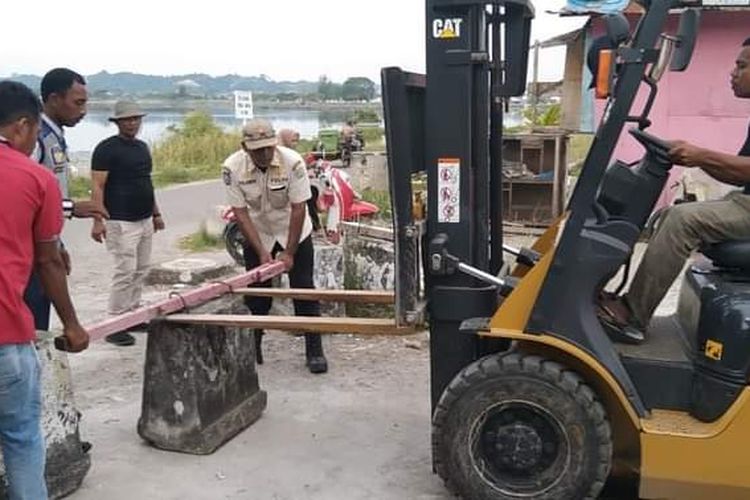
[304,333,328,374]
[254,329,264,365]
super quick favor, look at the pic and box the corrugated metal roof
[539,27,586,48]
[561,0,750,15]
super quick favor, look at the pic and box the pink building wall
[591,12,750,201]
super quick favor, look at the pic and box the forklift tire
[432,353,612,500]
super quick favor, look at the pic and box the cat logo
[433,18,463,39]
[705,339,724,361]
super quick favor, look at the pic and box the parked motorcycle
[338,132,365,168]
[307,156,379,244]
[222,207,246,267]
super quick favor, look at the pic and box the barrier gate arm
[84,261,286,343]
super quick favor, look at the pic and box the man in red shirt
[0,80,89,499]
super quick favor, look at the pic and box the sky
[0,0,585,83]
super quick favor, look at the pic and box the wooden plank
[165,314,416,336]
[84,262,286,342]
[340,222,394,241]
[233,288,395,304]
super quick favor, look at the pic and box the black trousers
[243,236,321,318]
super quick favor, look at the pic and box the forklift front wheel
[432,353,612,500]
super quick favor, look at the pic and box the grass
[360,188,392,221]
[151,111,241,188]
[360,126,385,152]
[69,112,387,205]
[568,134,595,177]
[150,111,386,189]
[298,127,385,153]
[69,176,92,199]
[178,223,224,252]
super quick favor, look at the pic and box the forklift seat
[701,240,750,272]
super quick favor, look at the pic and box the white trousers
[105,219,154,315]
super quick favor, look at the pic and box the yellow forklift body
[484,217,750,498]
[639,390,750,499]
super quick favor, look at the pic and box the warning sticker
[705,339,724,361]
[438,158,460,223]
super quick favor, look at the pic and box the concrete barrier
[146,258,235,286]
[269,237,345,318]
[343,235,395,318]
[347,152,389,192]
[138,296,266,455]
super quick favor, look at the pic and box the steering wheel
[628,128,672,163]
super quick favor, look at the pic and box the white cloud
[1,0,584,82]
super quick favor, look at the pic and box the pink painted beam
[85,261,286,343]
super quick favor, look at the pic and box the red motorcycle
[306,156,379,243]
[222,157,379,266]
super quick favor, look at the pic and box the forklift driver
[600,38,750,344]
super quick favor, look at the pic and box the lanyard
[41,117,67,152]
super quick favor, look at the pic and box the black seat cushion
[701,240,750,271]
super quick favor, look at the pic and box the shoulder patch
[222,167,232,186]
[293,161,306,180]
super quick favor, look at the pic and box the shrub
[151,111,240,187]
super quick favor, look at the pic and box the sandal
[105,331,136,347]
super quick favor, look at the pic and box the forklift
[383,0,750,498]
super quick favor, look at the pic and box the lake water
[65,106,523,156]
[66,107,352,154]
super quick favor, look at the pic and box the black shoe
[304,333,328,374]
[254,329,264,365]
[600,318,645,345]
[307,356,328,374]
[598,296,645,345]
[105,331,136,347]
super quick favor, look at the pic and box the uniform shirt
[33,114,69,197]
[91,135,155,221]
[0,141,63,344]
[223,146,313,251]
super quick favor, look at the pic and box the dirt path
[55,180,451,499]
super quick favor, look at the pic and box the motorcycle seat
[701,240,750,272]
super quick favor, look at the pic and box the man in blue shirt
[26,68,106,330]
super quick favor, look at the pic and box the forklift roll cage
[383,0,699,413]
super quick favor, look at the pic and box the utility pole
[532,39,540,126]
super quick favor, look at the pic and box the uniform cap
[242,119,277,150]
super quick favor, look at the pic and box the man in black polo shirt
[90,100,165,346]
[600,38,750,344]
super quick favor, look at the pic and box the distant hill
[9,71,319,98]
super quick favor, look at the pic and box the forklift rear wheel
[432,353,612,500]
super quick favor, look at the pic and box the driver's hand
[669,141,705,167]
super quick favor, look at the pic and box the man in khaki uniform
[223,118,327,373]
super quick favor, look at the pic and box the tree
[341,77,376,102]
[318,75,342,101]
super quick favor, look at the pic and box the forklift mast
[382,0,533,408]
